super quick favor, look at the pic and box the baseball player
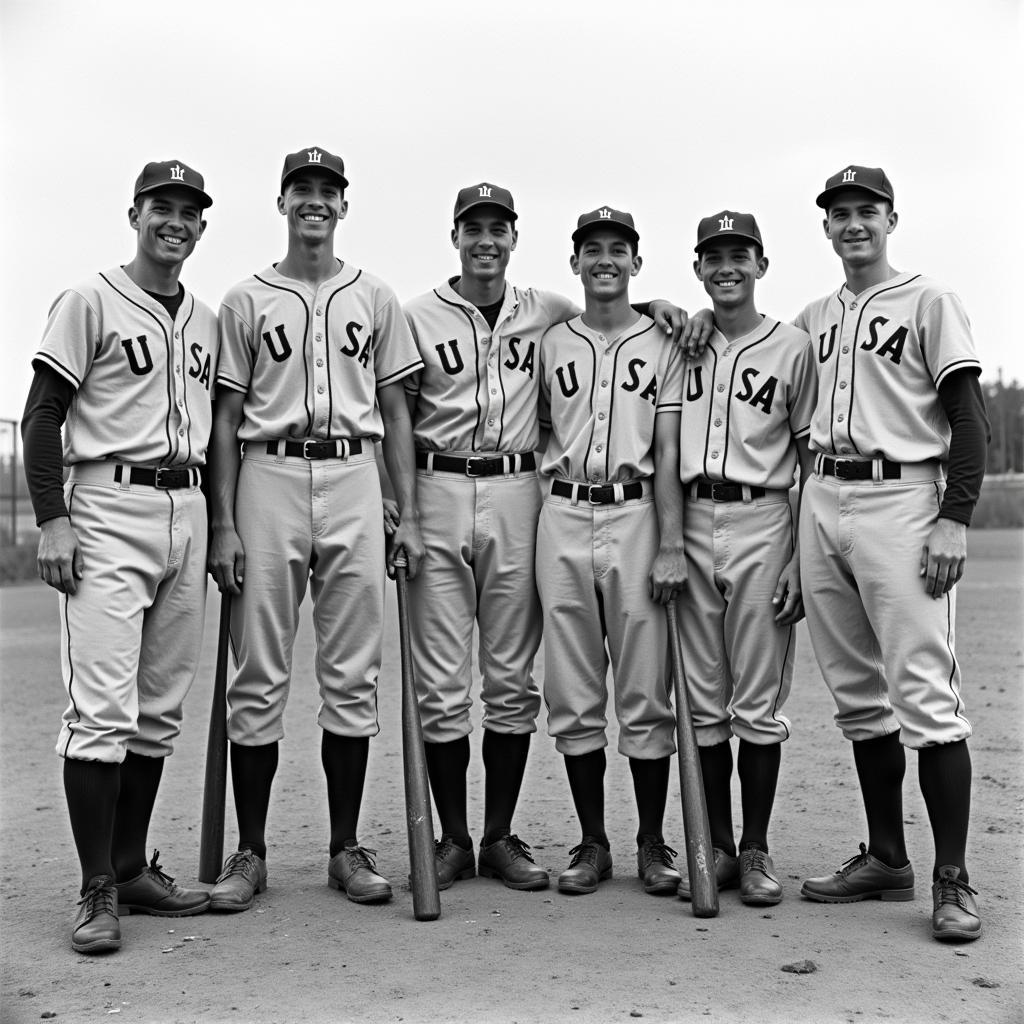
[795,166,989,942]
[536,207,686,897]
[401,184,702,891]
[206,147,424,911]
[21,160,216,954]
[674,211,817,907]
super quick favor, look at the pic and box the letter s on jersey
[188,342,212,389]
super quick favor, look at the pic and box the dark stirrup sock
[852,732,909,867]
[64,758,119,890]
[424,736,472,849]
[230,740,279,861]
[563,748,608,847]
[482,730,531,846]
[111,751,165,879]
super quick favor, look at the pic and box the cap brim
[135,181,213,209]
[816,184,891,209]
[572,223,639,247]
[454,199,517,222]
[281,168,349,191]
[695,231,761,253]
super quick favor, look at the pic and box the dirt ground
[1,530,1021,1024]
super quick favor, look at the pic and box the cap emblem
[842,168,857,183]
[307,148,322,164]
[598,208,612,220]
[169,164,185,182]
[718,215,734,231]
[478,185,492,198]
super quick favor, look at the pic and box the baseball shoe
[739,847,783,906]
[478,834,549,891]
[72,875,121,954]
[209,850,267,912]
[328,844,392,904]
[800,843,914,903]
[931,866,981,942]
[636,835,681,895]
[434,835,476,890]
[116,851,210,917]
[557,837,613,895]
[677,847,740,901]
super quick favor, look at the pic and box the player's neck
[277,239,342,288]
[453,274,505,309]
[843,259,900,296]
[581,294,638,337]
[123,255,183,296]
[712,303,763,342]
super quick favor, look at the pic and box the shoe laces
[935,872,977,909]
[341,845,379,871]
[435,835,461,858]
[78,878,117,918]
[143,849,178,891]
[638,837,677,869]
[741,848,770,874]
[567,840,604,868]
[216,849,261,884]
[497,834,536,864]
[838,842,872,877]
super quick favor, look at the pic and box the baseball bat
[198,594,232,884]
[393,552,441,922]
[665,598,719,918]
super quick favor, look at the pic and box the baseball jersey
[539,315,683,482]
[403,281,578,452]
[679,317,817,489]
[217,263,422,441]
[33,267,217,467]
[793,273,981,462]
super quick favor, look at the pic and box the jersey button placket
[312,288,329,432]
[482,335,501,446]
[593,350,613,466]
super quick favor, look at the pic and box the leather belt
[261,439,364,460]
[690,478,767,502]
[818,456,901,481]
[551,479,645,505]
[416,451,536,477]
[111,465,201,489]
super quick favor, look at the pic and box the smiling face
[451,206,517,286]
[278,169,347,244]
[693,239,767,310]
[129,187,206,269]
[823,189,897,270]
[571,228,641,300]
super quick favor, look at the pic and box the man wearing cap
[401,186,701,892]
[206,147,423,911]
[534,206,686,896]
[21,159,217,953]
[795,166,989,943]
[673,210,816,908]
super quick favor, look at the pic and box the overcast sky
[1,0,1021,423]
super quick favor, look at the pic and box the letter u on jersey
[556,362,580,397]
[121,335,154,375]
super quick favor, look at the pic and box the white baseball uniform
[794,273,981,749]
[677,316,817,746]
[536,313,683,758]
[217,262,422,744]
[401,282,578,743]
[34,267,217,762]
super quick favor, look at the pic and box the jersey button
[837,414,845,422]
[601,380,609,388]
[318,385,325,394]
[174,331,180,339]
[316,307,322,315]
[850,302,858,310]
[487,418,495,426]
[714,418,722,427]
[711,451,720,459]
[175,365,182,374]
[178,428,185,437]
[316,334,323,342]
[717,384,726,393]
[317,358,324,367]
[490,388,497,395]
[839,381,848,389]
[842,346,850,354]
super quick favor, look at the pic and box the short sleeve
[34,290,100,390]
[920,292,982,388]
[788,335,818,437]
[216,302,255,393]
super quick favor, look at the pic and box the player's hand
[389,515,424,580]
[679,308,714,359]
[772,555,804,625]
[208,525,246,596]
[648,300,689,347]
[920,517,967,599]
[37,516,84,595]
[648,543,687,605]
[382,497,400,536]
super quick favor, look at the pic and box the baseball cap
[816,165,894,209]
[133,160,212,209]
[281,146,349,191]
[453,182,517,223]
[695,211,762,253]
[571,206,640,249]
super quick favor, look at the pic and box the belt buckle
[303,439,335,459]
[465,456,487,477]
[710,482,731,502]
[832,459,857,480]
[587,484,607,505]
[154,467,183,489]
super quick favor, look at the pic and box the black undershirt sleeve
[21,363,75,525]
[937,368,990,527]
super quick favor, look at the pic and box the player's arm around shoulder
[378,381,424,579]
[207,388,246,595]
[649,411,687,605]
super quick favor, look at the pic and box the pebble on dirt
[781,960,818,974]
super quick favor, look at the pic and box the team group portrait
[1,3,1020,1023]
